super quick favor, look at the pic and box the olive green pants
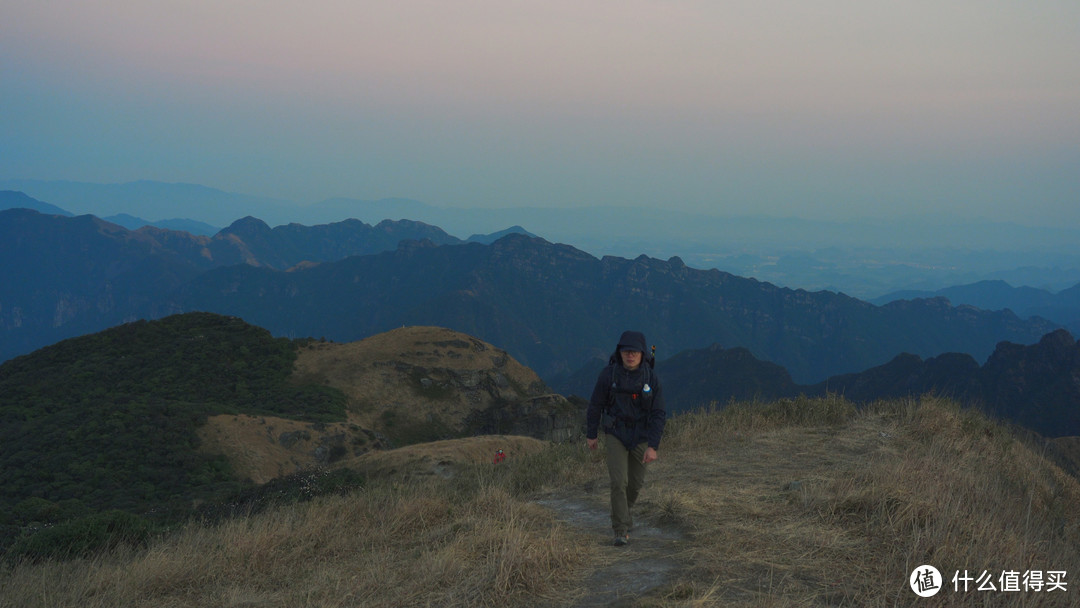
[605,437,649,535]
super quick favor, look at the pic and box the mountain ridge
[177,232,1058,384]
[0,207,1064,385]
[104,213,221,236]
[7,178,1079,253]
[873,279,1080,333]
[655,328,1080,437]
[0,209,471,360]
[0,190,73,216]
[7,180,1080,300]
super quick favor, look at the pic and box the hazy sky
[3,1,1078,225]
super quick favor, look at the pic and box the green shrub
[9,510,153,562]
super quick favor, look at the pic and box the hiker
[586,330,667,546]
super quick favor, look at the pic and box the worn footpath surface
[537,485,688,608]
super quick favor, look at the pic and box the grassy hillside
[3,395,1077,607]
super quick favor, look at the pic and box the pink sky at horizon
[2,0,1078,225]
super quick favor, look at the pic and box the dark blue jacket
[586,340,667,450]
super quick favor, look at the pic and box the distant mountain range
[1,204,1061,387]
[466,225,538,244]
[0,180,296,227]
[6,179,1078,251]
[101,213,221,236]
[654,329,1080,438]
[5,179,1080,302]
[0,206,469,360]
[0,190,72,216]
[874,280,1080,334]
[179,233,1068,384]
[1,190,221,235]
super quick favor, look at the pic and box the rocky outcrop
[293,326,584,445]
[465,394,583,443]
[198,414,391,484]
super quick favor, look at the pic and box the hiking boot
[613,533,629,547]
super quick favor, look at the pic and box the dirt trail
[534,418,899,606]
[537,487,688,607]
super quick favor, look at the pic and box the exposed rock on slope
[292,326,582,444]
[197,414,383,484]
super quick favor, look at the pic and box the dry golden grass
[646,395,1080,606]
[0,441,598,608]
[293,327,547,433]
[4,395,1079,607]
[350,434,550,479]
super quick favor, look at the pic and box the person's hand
[642,447,658,464]
[587,438,598,450]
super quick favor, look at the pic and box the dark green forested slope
[0,312,347,558]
